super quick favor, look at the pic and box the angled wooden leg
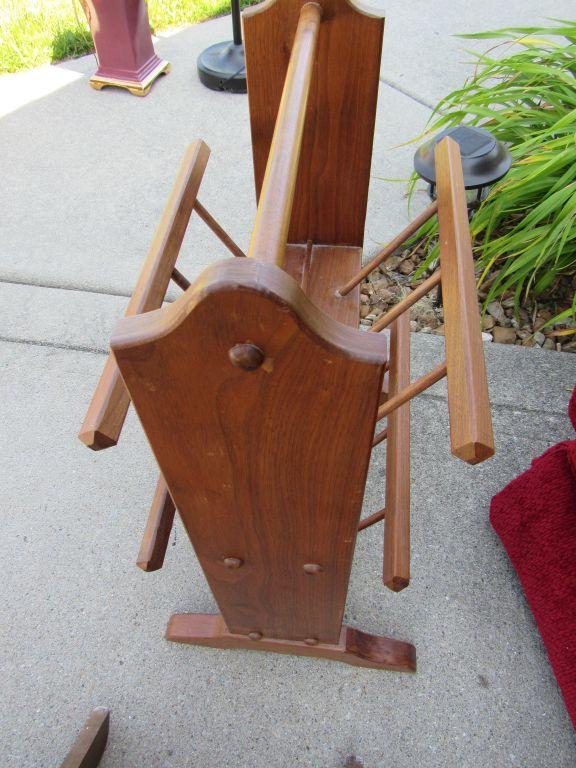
[60,708,109,768]
[137,476,176,572]
[166,614,416,673]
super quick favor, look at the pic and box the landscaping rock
[487,301,506,324]
[492,326,517,344]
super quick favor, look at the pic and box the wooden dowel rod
[384,312,411,592]
[358,508,386,532]
[137,476,176,572]
[370,270,441,333]
[247,3,322,266]
[171,267,191,291]
[78,140,210,450]
[377,361,447,422]
[338,201,438,297]
[372,427,388,447]
[435,137,495,465]
[193,200,246,258]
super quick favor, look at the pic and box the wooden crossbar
[358,508,386,532]
[377,361,447,421]
[435,138,494,465]
[247,2,322,266]
[78,140,210,450]
[370,270,441,333]
[339,201,439,297]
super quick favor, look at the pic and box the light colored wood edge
[59,707,109,768]
[383,313,411,592]
[110,258,388,367]
[78,140,210,450]
[137,476,176,572]
[247,2,322,266]
[435,137,495,465]
[242,0,385,22]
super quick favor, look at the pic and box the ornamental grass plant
[411,20,576,332]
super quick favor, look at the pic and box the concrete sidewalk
[1,3,576,766]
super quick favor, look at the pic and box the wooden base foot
[89,60,170,97]
[166,614,416,672]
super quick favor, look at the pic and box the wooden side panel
[112,259,386,643]
[243,0,384,246]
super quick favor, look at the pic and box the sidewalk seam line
[0,336,570,420]
[0,276,133,300]
[379,77,436,110]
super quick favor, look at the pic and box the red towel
[490,387,576,728]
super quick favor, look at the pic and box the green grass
[409,19,576,328]
[0,0,257,74]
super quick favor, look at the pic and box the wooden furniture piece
[80,0,494,673]
[59,708,109,768]
[80,0,169,96]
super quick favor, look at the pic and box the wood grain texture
[247,2,322,265]
[284,243,362,326]
[435,137,495,465]
[78,140,210,450]
[383,313,411,592]
[59,708,109,768]
[166,613,416,672]
[137,476,176,572]
[243,0,384,246]
[111,258,387,643]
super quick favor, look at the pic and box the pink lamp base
[90,57,170,97]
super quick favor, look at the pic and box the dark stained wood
[383,313,411,592]
[358,508,385,532]
[194,200,246,258]
[339,202,439,296]
[435,137,495,465]
[370,270,441,333]
[112,258,387,643]
[243,0,384,246]
[78,140,210,450]
[59,708,109,768]
[377,361,447,421]
[372,426,387,447]
[166,613,416,672]
[247,2,322,266]
[171,267,191,291]
[137,476,176,572]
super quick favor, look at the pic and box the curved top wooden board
[111,258,387,643]
[243,0,384,247]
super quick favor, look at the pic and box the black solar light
[197,0,246,93]
[413,125,512,210]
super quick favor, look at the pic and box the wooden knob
[229,344,264,371]
[223,557,243,569]
[304,638,319,646]
[303,563,323,575]
[248,631,262,641]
